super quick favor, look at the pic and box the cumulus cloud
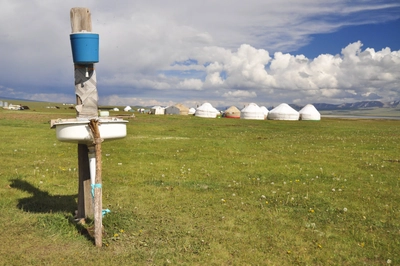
[187,41,400,105]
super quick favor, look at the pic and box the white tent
[188,107,196,115]
[112,107,120,112]
[124,106,132,112]
[151,105,165,115]
[299,104,321,121]
[268,103,299,120]
[260,106,269,119]
[195,103,219,118]
[240,103,264,120]
[164,105,180,115]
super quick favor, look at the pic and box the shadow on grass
[9,178,77,213]
[9,178,97,243]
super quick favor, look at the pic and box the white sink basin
[51,117,128,144]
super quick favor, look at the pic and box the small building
[150,106,165,115]
[174,103,189,115]
[299,104,321,121]
[224,106,241,118]
[7,104,22,110]
[165,103,189,115]
[188,107,196,115]
[268,103,299,120]
[195,103,219,118]
[164,105,179,115]
[240,103,264,120]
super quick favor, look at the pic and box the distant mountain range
[303,100,400,111]
[0,96,40,103]
[275,100,400,111]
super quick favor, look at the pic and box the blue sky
[0,0,399,108]
[295,19,400,58]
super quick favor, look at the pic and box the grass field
[0,106,399,265]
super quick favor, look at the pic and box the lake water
[321,115,400,120]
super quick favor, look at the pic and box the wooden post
[89,120,103,247]
[77,144,92,218]
[70,7,104,247]
[70,8,92,33]
[71,7,104,247]
[71,7,95,220]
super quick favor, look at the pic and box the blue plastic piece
[70,33,99,64]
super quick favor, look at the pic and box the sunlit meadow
[0,106,399,265]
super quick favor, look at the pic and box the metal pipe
[87,145,96,186]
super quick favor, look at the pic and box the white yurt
[299,104,321,121]
[124,106,132,112]
[195,103,219,118]
[188,107,196,115]
[150,105,165,115]
[224,106,241,118]
[268,103,299,120]
[260,106,269,119]
[240,103,264,120]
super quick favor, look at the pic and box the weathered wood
[74,65,98,118]
[83,178,93,217]
[77,144,93,218]
[89,119,103,247]
[71,7,96,221]
[70,7,92,33]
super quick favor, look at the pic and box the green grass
[0,109,399,265]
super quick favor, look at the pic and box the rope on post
[91,183,102,198]
[88,119,103,247]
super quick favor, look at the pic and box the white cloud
[205,72,224,86]
[177,79,203,90]
[223,90,257,98]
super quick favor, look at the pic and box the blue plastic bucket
[70,33,99,64]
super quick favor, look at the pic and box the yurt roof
[269,103,298,114]
[197,102,218,112]
[299,104,319,114]
[260,106,269,115]
[241,103,262,112]
[225,106,240,113]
